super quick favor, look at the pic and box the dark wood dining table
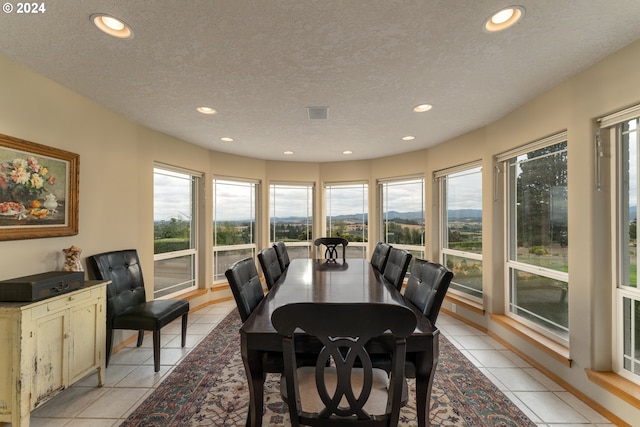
[240,258,439,427]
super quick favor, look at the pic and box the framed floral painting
[0,133,79,241]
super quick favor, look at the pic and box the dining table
[240,258,440,427]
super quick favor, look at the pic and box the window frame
[153,164,200,299]
[269,182,315,259]
[435,162,483,302]
[324,181,369,258]
[498,132,570,344]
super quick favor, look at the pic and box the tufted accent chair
[257,246,283,290]
[370,241,392,273]
[382,248,412,291]
[87,249,190,372]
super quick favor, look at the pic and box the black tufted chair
[370,241,392,273]
[258,246,283,290]
[382,247,412,291]
[87,249,190,372]
[403,258,453,325]
[273,241,291,272]
[225,257,265,322]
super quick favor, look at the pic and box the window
[437,164,483,300]
[499,133,569,342]
[153,166,199,298]
[270,183,314,259]
[213,178,258,282]
[603,104,640,383]
[325,183,368,258]
[379,177,425,263]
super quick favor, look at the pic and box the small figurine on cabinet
[62,245,83,272]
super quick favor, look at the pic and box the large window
[153,166,199,298]
[604,105,640,383]
[213,178,258,282]
[325,183,368,258]
[379,177,425,263]
[270,183,314,259]
[500,133,569,342]
[437,164,483,300]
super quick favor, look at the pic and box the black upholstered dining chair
[258,246,283,290]
[272,302,416,427]
[225,257,265,322]
[87,249,190,372]
[370,241,392,273]
[404,258,453,325]
[382,247,412,291]
[273,241,291,271]
[314,237,348,261]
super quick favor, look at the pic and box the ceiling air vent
[307,106,329,120]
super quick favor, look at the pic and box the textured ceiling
[2,1,640,162]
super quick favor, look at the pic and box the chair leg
[153,330,161,372]
[105,327,114,367]
[181,313,188,347]
[136,330,144,347]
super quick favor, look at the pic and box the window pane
[213,179,257,281]
[444,254,482,299]
[509,143,568,272]
[270,184,313,260]
[154,255,195,298]
[509,268,568,339]
[621,119,638,288]
[325,184,368,258]
[381,179,425,247]
[445,168,482,254]
[154,169,194,254]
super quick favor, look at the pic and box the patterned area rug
[121,310,536,426]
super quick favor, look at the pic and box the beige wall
[2,37,640,423]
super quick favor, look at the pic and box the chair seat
[281,366,409,415]
[113,299,190,331]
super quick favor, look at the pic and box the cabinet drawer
[31,287,92,318]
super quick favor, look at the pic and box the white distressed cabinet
[0,280,108,427]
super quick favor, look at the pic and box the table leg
[241,333,265,427]
[414,333,439,427]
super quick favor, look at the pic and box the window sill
[586,369,640,410]
[489,314,572,367]
[445,293,485,315]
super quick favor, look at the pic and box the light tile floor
[5,301,616,427]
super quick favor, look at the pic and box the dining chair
[87,249,190,372]
[273,241,291,271]
[370,241,392,273]
[272,302,416,427]
[225,257,265,322]
[382,247,412,291]
[314,237,348,261]
[258,246,283,290]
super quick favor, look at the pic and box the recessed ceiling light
[91,14,133,39]
[343,150,353,155]
[197,106,217,115]
[484,6,525,32]
[220,137,234,142]
[283,151,294,155]
[402,136,416,141]
[413,104,433,113]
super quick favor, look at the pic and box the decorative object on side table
[63,245,83,272]
[0,132,79,241]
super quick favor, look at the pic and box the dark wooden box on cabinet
[0,271,85,302]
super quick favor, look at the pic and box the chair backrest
[404,258,453,325]
[314,237,348,260]
[370,242,392,273]
[87,249,147,326]
[272,302,416,426]
[382,248,412,291]
[273,241,291,271]
[225,257,265,322]
[257,246,283,290]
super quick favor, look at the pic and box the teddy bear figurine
[62,245,83,272]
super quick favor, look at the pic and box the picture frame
[0,133,79,241]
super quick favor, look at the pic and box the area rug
[121,310,536,426]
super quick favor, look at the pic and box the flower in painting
[0,156,56,204]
